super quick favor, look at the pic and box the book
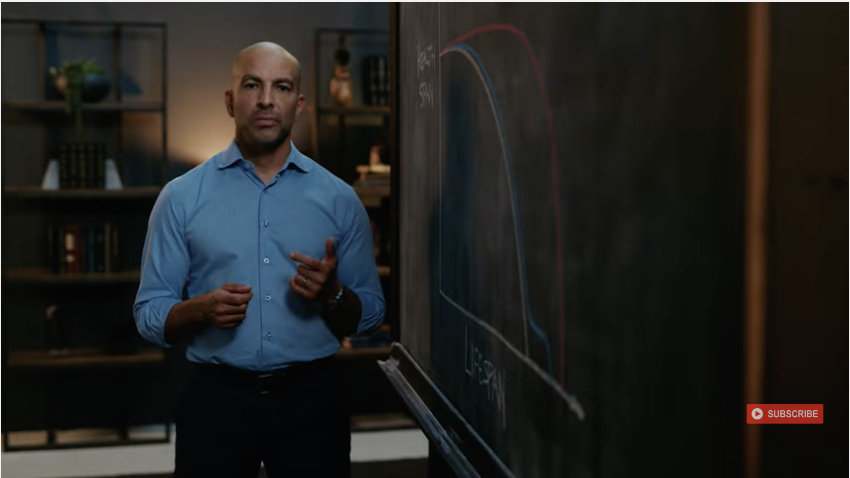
[96,143,106,188]
[45,222,120,274]
[54,142,108,189]
[58,145,69,189]
[361,55,389,106]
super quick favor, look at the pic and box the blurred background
[1,2,846,478]
[2,3,414,478]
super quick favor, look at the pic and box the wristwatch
[327,285,346,311]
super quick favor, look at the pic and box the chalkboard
[387,4,748,477]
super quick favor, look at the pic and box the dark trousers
[175,356,351,478]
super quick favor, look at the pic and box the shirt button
[263,257,270,264]
[265,332,272,340]
[265,294,271,302]
[263,220,269,227]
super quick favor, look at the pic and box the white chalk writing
[416,42,436,109]
[417,43,436,77]
[464,326,507,430]
[419,82,433,108]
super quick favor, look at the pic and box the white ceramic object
[41,159,60,190]
[104,158,123,190]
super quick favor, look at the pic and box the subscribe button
[747,404,823,424]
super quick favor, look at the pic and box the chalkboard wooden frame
[379,342,514,478]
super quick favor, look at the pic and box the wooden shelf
[3,434,169,452]
[350,413,417,432]
[3,269,140,285]
[2,18,166,28]
[377,266,391,277]
[2,100,165,113]
[7,348,165,368]
[3,186,162,199]
[318,106,390,116]
[354,184,390,207]
[336,346,392,358]
[317,28,389,36]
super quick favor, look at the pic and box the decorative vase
[330,34,353,108]
[51,72,110,103]
[104,158,123,190]
[41,159,60,190]
[81,73,110,102]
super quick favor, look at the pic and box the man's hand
[200,283,253,329]
[289,238,340,302]
[163,282,252,343]
[290,237,364,339]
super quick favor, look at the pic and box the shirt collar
[217,139,312,173]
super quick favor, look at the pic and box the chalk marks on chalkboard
[440,41,554,375]
[464,325,507,429]
[446,291,585,421]
[441,24,567,388]
[417,42,436,108]
[419,82,434,108]
[416,43,437,76]
[417,42,436,76]
[438,24,584,420]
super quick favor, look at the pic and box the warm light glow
[167,87,234,165]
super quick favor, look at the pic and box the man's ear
[294,93,306,122]
[225,89,235,118]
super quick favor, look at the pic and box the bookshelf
[349,412,416,432]
[2,100,165,112]
[337,346,391,358]
[355,184,391,208]
[3,186,162,199]
[317,105,390,116]
[312,26,407,423]
[3,433,171,453]
[7,348,165,368]
[1,17,169,451]
[3,268,141,284]
[313,27,395,352]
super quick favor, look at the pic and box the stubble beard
[237,120,291,155]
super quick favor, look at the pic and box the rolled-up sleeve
[336,193,386,336]
[133,180,190,348]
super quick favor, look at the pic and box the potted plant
[49,58,109,138]
[46,59,112,191]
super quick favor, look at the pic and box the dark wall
[763,3,849,477]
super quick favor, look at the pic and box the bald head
[225,41,306,155]
[230,41,302,91]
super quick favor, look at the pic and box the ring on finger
[301,276,309,286]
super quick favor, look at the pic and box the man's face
[226,48,305,150]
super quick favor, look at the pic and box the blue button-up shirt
[133,140,385,371]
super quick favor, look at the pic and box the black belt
[192,355,336,395]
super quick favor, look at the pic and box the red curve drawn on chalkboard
[441,24,567,388]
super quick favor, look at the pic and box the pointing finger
[289,251,322,269]
[325,238,336,260]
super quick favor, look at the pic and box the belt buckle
[256,373,275,395]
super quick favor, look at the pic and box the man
[133,42,385,477]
